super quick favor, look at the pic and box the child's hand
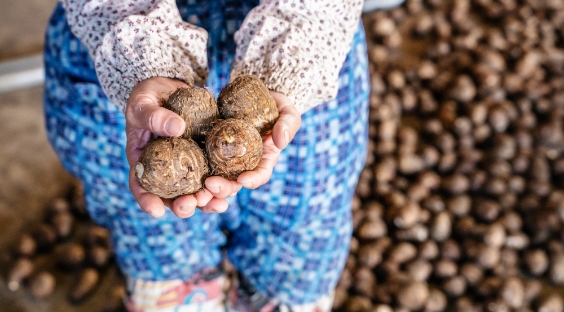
[125,77,233,218]
[204,91,301,210]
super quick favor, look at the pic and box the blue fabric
[43,1,369,305]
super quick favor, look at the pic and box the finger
[162,198,174,209]
[201,197,229,213]
[205,176,243,198]
[237,155,278,189]
[125,127,153,167]
[194,188,214,208]
[129,169,166,218]
[126,98,186,137]
[271,100,301,150]
[170,195,198,218]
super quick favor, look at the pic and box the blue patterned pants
[43,0,369,305]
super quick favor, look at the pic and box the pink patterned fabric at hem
[126,270,227,312]
[226,272,334,312]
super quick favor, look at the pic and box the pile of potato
[6,181,125,311]
[334,0,564,311]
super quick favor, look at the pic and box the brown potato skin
[136,137,209,198]
[68,268,99,303]
[29,272,56,299]
[218,75,279,135]
[164,87,219,143]
[205,119,263,180]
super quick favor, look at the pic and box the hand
[125,77,225,218]
[204,91,302,210]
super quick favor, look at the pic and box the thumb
[269,91,301,149]
[127,96,186,137]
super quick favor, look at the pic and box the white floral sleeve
[61,0,209,112]
[230,0,364,113]
[61,0,363,114]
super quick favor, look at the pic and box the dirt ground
[0,0,58,61]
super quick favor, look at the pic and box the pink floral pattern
[61,0,363,113]
[126,274,227,311]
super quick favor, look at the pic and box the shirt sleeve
[61,0,209,112]
[229,0,364,114]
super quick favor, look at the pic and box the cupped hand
[204,91,301,211]
[125,77,229,218]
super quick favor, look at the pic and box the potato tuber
[217,75,279,135]
[7,258,34,291]
[29,271,56,299]
[164,87,219,143]
[68,268,99,303]
[136,137,209,198]
[56,242,85,270]
[87,245,112,268]
[205,119,262,180]
[49,211,74,239]
[13,233,36,257]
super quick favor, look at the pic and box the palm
[125,77,216,218]
[126,78,301,217]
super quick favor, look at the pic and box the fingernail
[179,206,191,213]
[148,210,161,218]
[240,181,253,189]
[211,205,225,213]
[283,129,290,148]
[165,118,183,137]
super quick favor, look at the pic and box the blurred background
[0,0,55,60]
[1,0,564,311]
[0,0,125,311]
